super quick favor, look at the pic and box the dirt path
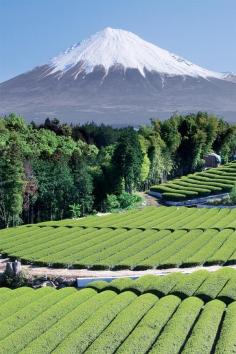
[138,192,159,207]
[1,257,235,279]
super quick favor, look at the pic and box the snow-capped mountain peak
[48,27,223,79]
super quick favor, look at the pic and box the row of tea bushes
[150,162,236,201]
[1,283,236,353]
[1,227,236,269]
[88,268,236,303]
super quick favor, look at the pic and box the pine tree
[0,136,24,227]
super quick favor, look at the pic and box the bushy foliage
[104,192,142,212]
[0,112,236,226]
[151,162,236,202]
[2,207,236,269]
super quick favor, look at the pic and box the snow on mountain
[1,27,236,124]
[48,27,224,80]
[222,72,236,83]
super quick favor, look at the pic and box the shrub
[84,293,157,353]
[116,295,181,353]
[215,302,236,353]
[149,297,203,354]
[118,192,142,209]
[69,203,81,219]
[104,194,120,211]
[229,184,236,204]
[161,192,186,201]
[182,300,225,354]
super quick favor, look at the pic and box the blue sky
[0,0,235,82]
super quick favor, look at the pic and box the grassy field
[1,206,236,269]
[150,161,236,201]
[1,270,236,353]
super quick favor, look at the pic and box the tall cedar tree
[0,136,24,227]
[112,129,143,193]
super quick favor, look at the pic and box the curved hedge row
[1,281,236,353]
[2,207,236,270]
[88,268,236,303]
[1,226,236,269]
[33,205,236,229]
[150,161,236,201]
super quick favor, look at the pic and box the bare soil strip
[1,257,236,279]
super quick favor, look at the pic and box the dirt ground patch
[1,257,235,280]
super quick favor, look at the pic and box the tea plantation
[1,206,236,269]
[150,161,236,201]
[88,268,236,303]
[1,269,236,353]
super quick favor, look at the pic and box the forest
[0,112,235,228]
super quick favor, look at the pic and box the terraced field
[1,206,236,269]
[150,161,236,201]
[1,269,236,353]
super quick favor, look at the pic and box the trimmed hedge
[116,295,181,354]
[85,293,157,353]
[88,269,236,302]
[2,207,236,270]
[149,297,203,354]
[22,290,115,354]
[2,279,236,353]
[161,192,186,201]
[215,301,236,353]
[52,291,138,353]
[151,162,236,202]
[182,299,225,354]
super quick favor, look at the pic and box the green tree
[0,136,24,227]
[104,194,120,212]
[69,203,81,218]
[112,129,143,193]
[73,166,94,216]
[33,158,74,221]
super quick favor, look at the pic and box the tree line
[0,112,235,228]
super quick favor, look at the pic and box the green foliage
[72,165,94,216]
[152,162,236,202]
[229,183,236,204]
[104,194,120,212]
[33,158,74,221]
[69,203,81,219]
[116,295,181,354]
[53,291,136,353]
[215,301,236,353]
[149,297,203,354]
[2,207,236,269]
[2,270,236,353]
[183,300,225,354]
[0,136,24,227]
[161,192,186,201]
[86,293,157,354]
[112,128,143,193]
[104,192,142,212]
[118,192,142,209]
[0,112,236,227]
[2,270,27,288]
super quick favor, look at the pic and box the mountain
[223,73,236,83]
[1,27,236,125]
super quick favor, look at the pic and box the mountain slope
[47,27,223,79]
[1,27,236,125]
